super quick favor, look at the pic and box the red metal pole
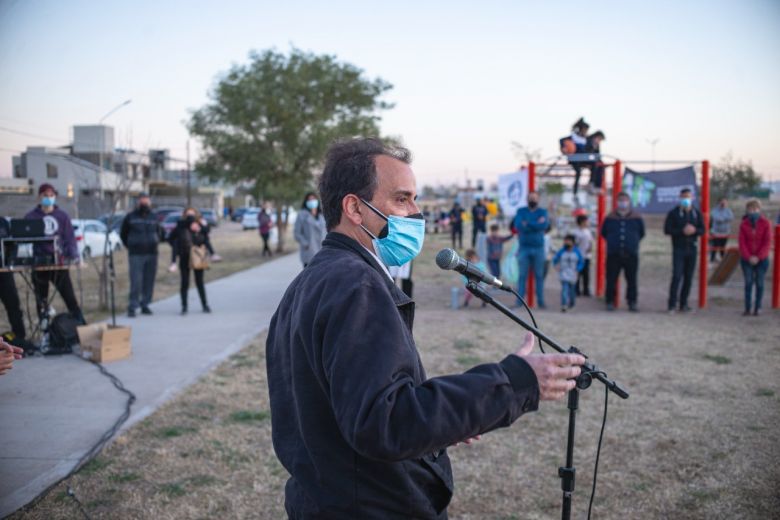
[698,160,710,308]
[596,179,606,298]
[772,225,780,309]
[527,162,536,308]
[611,161,622,307]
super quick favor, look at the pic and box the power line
[0,125,65,143]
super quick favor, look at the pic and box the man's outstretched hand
[0,339,24,376]
[515,331,585,401]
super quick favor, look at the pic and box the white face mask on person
[360,199,425,266]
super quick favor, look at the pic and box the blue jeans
[517,246,545,306]
[487,259,501,278]
[741,258,769,312]
[561,281,576,307]
[128,254,158,311]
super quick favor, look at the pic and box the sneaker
[606,303,615,312]
[127,309,136,318]
[742,310,751,316]
[141,306,153,315]
[181,308,188,315]
[628,303,639,313]
[561,306,567,313]
[679,305,693,313]
[753,309,761,316]
[203,305,212,313]
[667,307,676,315]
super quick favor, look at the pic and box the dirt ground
[0,220,295,333]
[11,221,780,519]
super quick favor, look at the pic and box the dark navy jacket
[601,210,645,256]
[664,206,704,251]
[266,232,539,519]
[120,208,162,256]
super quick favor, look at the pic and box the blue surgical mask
[305,199,319,210]
[748,212,760,223]
[680,198,692,209]
[360,199,425,266]
[42,196,56,207]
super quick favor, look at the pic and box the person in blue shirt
[512,191,549,308]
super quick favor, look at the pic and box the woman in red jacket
[738,199,771,316]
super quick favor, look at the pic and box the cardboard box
[77,323,132,363]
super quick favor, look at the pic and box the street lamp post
[97,99,132,202]
[646,138,660,171]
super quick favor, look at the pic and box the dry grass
[0,221,295,331]
[11,224,780,519]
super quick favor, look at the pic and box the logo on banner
[507,180,524,207]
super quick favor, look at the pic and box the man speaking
[266,138,585,519]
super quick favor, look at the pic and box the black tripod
[464,281,629,520]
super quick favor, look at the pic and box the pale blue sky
[1,0,778,185]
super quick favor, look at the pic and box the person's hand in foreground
[516,331,585,401]
[0,339,24,376]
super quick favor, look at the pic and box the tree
[188,48,393,250]
[711,153,763,199]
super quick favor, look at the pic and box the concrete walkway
[0,253,301,517]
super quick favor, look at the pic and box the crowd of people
[445,188,775,316]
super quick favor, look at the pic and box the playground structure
[523,157,780,310]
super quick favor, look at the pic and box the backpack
[44,313,81,355]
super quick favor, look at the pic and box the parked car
[241,208,261,230]
[155,206,185,223]
[161,212,183,240]
[232,206,250,222]
[200,208,218,228]
[98,211,126,233]
[71,219,122,260]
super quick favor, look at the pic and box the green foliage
[543,181,565,196]
[188,47,393,207]
[711,154,763,199]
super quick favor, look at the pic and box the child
[486,224,513,278]
[553,234,584,312]
[462,249,487,308]
[572,214,593,296]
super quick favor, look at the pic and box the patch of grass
[456,355,482,367]
[159,482,186,498]
[453,338,474,350]
[755,388,775,397]
[229,410,270,423]
[54,491,70,503]
[79,457,112,475]
[86,499,112,509]
[154,426,198,438]
[702,354,732,365]
[108,472,141,483]
[689,489,720,502]
[184,474,219,487]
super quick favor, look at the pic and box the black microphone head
[436,248,459,270]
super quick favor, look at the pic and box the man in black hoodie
[266,138,585,519]
[120,193,162,317]
[664,188,704,312]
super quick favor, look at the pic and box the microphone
[436,248,511,291]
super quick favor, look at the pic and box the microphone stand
[464,280,629,520]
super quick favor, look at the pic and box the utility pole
[646,138,660,171]
[97,99,132,202]
[186,139,192,208]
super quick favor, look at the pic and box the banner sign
[622,166,697,214]
[498,168,529,219]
